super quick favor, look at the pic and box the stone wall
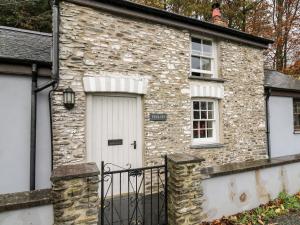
[51,163,100,225]
[53,1,267,168]
[189,42,267,165]
[167,154,205,225]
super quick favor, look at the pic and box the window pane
[200,129,206,138]
[192,56,200,70]
[294,100,300,131]
[200,102,207,110]
[208,111,213,119]
[208,102,213,110]
[201,58,211,71]
[192,38,201,52]
[194,111,200,119]
[193,102,199,110]
[207,121,213,128]
[191,72,201,77]
[294,114,300,129]
[201,111,207,119]
[193,121,199,129]
[202,40,212,56]
[296,102,300,113]
[200,121,206,129]
[193,101,199,110]
[193,130,199,138]
[207,129,213,138]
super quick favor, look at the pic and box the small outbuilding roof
[0,26,52,65]
[264,69,300,92]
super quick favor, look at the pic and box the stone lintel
[0,189,52,212]
[167,153,205,165]
[51,162,100,182]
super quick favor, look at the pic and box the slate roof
[264,69,300,91]
[0,26,52,65]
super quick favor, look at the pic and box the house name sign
[149,113,167,121]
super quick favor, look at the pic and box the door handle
[131,141,136,149]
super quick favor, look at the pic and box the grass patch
[202,192,300,225]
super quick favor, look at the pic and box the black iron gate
[100,156,168,225]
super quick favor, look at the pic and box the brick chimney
[212,3,228,27]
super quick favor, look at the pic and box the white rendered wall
[269,96,300,157]
[0,75,51,194]
[202,162,300,221]
[0,205,53,225]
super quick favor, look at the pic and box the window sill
[188,76,226,83]
[294,131,300,134]
[190,143,224,149]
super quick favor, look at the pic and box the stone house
[4,2,300,224]
[52,0,274,171]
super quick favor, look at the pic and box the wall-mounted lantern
[63,86,75,110]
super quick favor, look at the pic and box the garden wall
[201,154,300,221]
[0,189,53,225]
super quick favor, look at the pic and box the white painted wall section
[190,81,224,99]
[269,96,300,157]
[0,205,53,225]
[83,75,148,94]
[0,75,51,194]
[202,162,300,221]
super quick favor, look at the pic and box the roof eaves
[0,56,52,67]
[0,26,52,37]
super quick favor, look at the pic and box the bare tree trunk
[275,0,284,71]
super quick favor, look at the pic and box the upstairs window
[191,37,216,78]
[192,99,218,144]
[294,99,300,132]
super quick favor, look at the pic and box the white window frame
[190,35,218,78]
[192,98,219,145]
[293,98,300,132]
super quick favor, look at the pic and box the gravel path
[270,211,300,225]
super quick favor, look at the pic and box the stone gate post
[167,154,205,225]
[51,162,100,225]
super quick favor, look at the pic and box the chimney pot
[211,2,228,27]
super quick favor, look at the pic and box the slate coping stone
[201,154,300,178]
[51,162,100,182]
[167,153,205,164]
[0,189,51,212]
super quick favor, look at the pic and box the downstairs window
[192,99,219,145]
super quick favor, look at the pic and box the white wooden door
[87,94,143,173]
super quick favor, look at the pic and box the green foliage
[204,192,300,224]
[233,192,300,225]
[0,0,52,32]
[278,192,300,210]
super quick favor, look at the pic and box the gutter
[265,88,271,158]
[0,56,51,67]
[29,0,60,190]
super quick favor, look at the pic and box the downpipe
[29,0,60,190]
[30,64,38,191]
[265,88,271,159]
